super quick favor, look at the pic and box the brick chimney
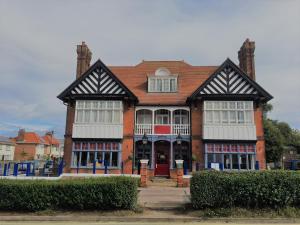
[17,129,25,141]
[76,41,92,78]
[238,39,256,80]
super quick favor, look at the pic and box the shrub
[0,177,138,211]
[190,171,300,209]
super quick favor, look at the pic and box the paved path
[138,186,191,209]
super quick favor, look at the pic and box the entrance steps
[149,176,177,187]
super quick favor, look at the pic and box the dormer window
[148,67,177,92]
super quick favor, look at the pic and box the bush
[0,177,138,211]
[190,171,300,209]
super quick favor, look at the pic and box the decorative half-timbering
[57,59,138,103]
[188,58,272,102]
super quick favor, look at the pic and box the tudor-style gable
[57,59,138,103]
[187,58,273,103]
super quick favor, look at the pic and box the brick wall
[255,105,266,169]
[191,102,205,169]
[63,104,75,172]
[14,143,37,161]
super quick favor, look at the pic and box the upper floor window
[148,67,177,92]
[75,100,123,124]
[204,101,254,125]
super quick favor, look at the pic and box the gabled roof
[57,59,138,102]
[188,58,273,102]
[15,132,44,144]
[42,135,60,146]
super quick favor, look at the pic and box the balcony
[135,107,190,135]
[135,124,190,135]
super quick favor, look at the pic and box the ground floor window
[135,141,152,168]
[205,143,256,170]
[72,141,121,168]
[173,141,190,169]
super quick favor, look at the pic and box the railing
[173,124,190,135]
[135,124,190,135]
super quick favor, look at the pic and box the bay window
[72,141,121,168]
[75,100,123,124]
[204,101,254,125]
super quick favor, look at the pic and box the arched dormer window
[155,67,171,76]
[148,68,178,93]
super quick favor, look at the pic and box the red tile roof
[16,132,44,144]
[109,61,218,105]
[42,135,60,146]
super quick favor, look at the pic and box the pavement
[138,186,191,209]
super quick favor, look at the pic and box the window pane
[224,154,231,169]
[105,110,113,123]
[222,111,228,123]
[107,102,113,109]
[98,110,105,123]
[238,111,244,123]
[85,101,91,109]
[77,101,84,108]
[206,102,213,110]
[88,152,95,166]
[99,101,106,109]
[76,110,83,122]
[91,110,97,122]
[240,154,247,169]
[149,78,155,91]
[229,111,236,123]
[81,152,87,166]
[245,111,252,123]
[163,79,169,91]
[111,152,118,167]
[206,111,213,124]
[214,102,220,110]
[222,102,228,109]
[237,102,244,109]
[72,152,80,166]
[104,152,110,166]
[229,102,235,109]
[114,101,121,109]
[244,101,252,110]
[157,79,162,91]
[170,79,176,92]
[93,101,98,108]
[232,154,239,169]
[113,110,121,123]
[84,110,90,122]
[213,111,221,123]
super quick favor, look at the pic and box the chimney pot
[76,41,92,78]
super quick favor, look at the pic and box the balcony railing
[135,124,190,135]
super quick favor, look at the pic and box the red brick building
[58,39,272,177]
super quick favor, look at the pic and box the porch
[135,107,190,135]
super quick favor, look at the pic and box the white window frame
[148,76,178,93]
[204,101,254,125]
[75,100,123,124]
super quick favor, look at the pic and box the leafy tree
[264,119,284,163]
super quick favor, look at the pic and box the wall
[14,143,37,161]
[254,105,266,169]
[63,104,75,172]
[191,102,205,169]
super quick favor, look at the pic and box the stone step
[149,177,177,187]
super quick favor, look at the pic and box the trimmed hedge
[191,171,300,209]
[0,177,138,211]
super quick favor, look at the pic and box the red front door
[154,141,170,176]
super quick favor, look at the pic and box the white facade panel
[72,124,123,139]
[203,125,257,140]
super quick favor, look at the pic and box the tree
[264,119,284,163]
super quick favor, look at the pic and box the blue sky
[0,0,299,138]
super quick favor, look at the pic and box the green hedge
[0,177,138,211]
[191,171,300,209]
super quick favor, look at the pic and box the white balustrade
[135,123,190,135]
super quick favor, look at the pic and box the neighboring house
[42,132,60,158]
[0,136,15,161]
[14,129,61,161]
[58,39,272,177]
[283,146,300,170]
[58,139,64,158]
